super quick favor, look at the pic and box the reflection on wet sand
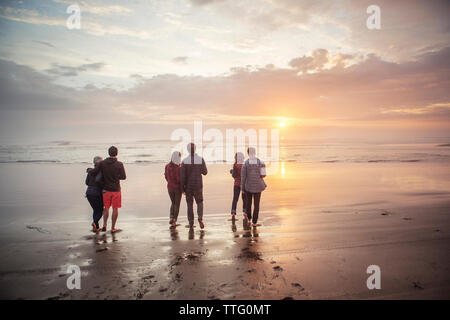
[170,228,179,241]
[187,228,205,240]
[231,220,237,233]
[1,161,450,299]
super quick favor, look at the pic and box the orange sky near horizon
[0,0,449,143]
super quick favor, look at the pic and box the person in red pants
[88,146,126,233]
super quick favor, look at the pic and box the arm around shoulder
[88,163,101,176]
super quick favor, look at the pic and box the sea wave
[16,160,61,163]
[0,158,444,165]
[1,141,449,165]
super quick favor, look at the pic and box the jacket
[241,157,266,193]
[165,162,181,191]
[180,153,207,192]
[88,157,126,192]
[85,166,103,196]
[231,163,243,187]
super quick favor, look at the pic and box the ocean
[0,140,449,165]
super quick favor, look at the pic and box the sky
[0,0,449,144]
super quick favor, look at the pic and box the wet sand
[0,162,449,299]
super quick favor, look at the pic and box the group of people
[85,143,267,233]
[85,146,126,233]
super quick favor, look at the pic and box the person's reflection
[97,232,107,244]
[188,227,195,240]
[170,228,179,241]
[111,231,118,242]
[199,230,205,240]
[252,226,259,238]
[231,219,237,233]
[243,218,252,237]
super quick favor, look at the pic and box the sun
[278,120,287,128]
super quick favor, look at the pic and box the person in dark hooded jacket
[165,151,182,227]
[180,143,207,229]
[86,156,103,232]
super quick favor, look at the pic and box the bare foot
[198,219,205,229]
[101,226,107,232]
[111,228,121,233]
[170,221,178,229]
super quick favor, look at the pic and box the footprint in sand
[412,281,424,290]
[26,225,51,234]
[291,283,305,291]
[273,266,283,271]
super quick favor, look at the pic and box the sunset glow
[0,0,449,303]
[0,0,448,144]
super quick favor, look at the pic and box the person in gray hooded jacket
[241,147,266,227]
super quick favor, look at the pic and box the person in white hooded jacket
[241,147,266,226]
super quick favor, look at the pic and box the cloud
[0,6,65,27]
[190,0,228,6]
[0,6,154,39]
[52,0,133,16]
[381,103,450,116]
[0,59,83,110]
[45,62,105,77]
[187,0,450,61]
[331,53,355,68]
[1,46,449,141]
[107,46,450,126]
[33,40,56,48]
[289,49,329,73]
[172,56,188,65]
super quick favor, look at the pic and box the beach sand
[0,162,449,299]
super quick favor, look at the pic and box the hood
[248,147,256,158]
[171,151,181,165]
[236,152,245,164]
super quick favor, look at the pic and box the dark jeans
[87,194,103,228]
[245,192,261,224]
[231,185,246,214]
[186,188,203,225]
[168,189,182,221]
